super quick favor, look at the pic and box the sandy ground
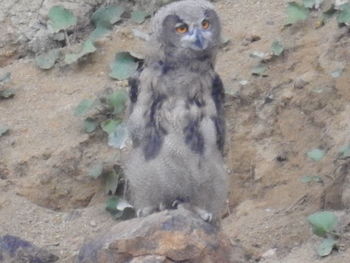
[1,0,350,262]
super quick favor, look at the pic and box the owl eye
[176,24,188,33]
[201,20,210,29]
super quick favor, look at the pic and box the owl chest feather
[134,64,222,160]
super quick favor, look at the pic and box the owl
[124,0,227,223]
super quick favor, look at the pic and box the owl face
[152,0,221,57]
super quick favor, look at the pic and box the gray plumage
[124,0,227,222]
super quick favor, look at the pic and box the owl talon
[194,207,213,222]
[137,206,157,217]
[171,200,181,208]
[159,202,166,211]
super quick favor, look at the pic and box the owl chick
[125,0,227,223]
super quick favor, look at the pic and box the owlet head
[151,0,221,58]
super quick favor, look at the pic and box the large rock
[0,0,220,66]
[322,162,350,210]
[0,0,95,65]
[76,207,246,263]
[0,235,59,263]
[0,0,158,63]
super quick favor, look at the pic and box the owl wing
[211,74,225,155]
[127,66,167,161]
[127,69,142,147]
[128,71,141,112]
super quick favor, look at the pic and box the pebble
[294,79,308,89]
[90,220,97,227]
[261,248,277,258]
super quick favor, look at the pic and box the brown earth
[0,0,350,262]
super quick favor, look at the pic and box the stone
[0,235,59,263]
[322,162,350,210]
[76,208,247,263]
[129,255,167,263]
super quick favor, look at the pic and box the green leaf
[88,25,111,41]
[337,3,350,24]
[92,5,125,27]
[130,10,149,24]
[108,122,128,149]
[109,52,139,80]
[307,211,338,237]
[106,196,119,215]
[307,148,326,161]
[83,117,98,133]
[35,49,60,70]
[0,72,11,83]
[339,145,350,158]
[0,88,15,99]
[74,99,95,116]
[101,119,121,135]
[271,41,284,56]
[303,0,323,9]
[0,126,9,137]
[317,238,337,257]
[106,90,128,114]
[252,64,267,76]
[64,40,97,64]
[323,5,337,20]
[286,2,310,24]
[48,6,77,32]
[88,163,103,178]
[301,176,323,183]
[89,6,125,41]
[303,0,314,8]
[104,169,120,195]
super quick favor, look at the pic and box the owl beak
[192,29,207,50]
[183,28,208,51]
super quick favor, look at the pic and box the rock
[294,79,308,90]
[129,255,167,263]
[322,162,350,210]
[260,248,277,259]
[90,220,97,227]
[0,235,59,263]
[76,208,247,263]
[0,0,100,64]
[242,35,261,46]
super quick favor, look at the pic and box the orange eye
[202,20,210,29]
[176,25,188,33]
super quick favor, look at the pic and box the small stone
[261,248,277,259]
[242,35,261,46]
[90,220,97,227]
[129,255,167,263]
[294,78,308,89]
[246,35,261,43]
[117,80,129,88]
[239,80,248,86]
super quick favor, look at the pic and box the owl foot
[171,200,181,208]
[159,202,167,211]
[174,202,213,223]
[136,206,157,217]
[193,206,213,222]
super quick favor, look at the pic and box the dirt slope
[0,0,349,262]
